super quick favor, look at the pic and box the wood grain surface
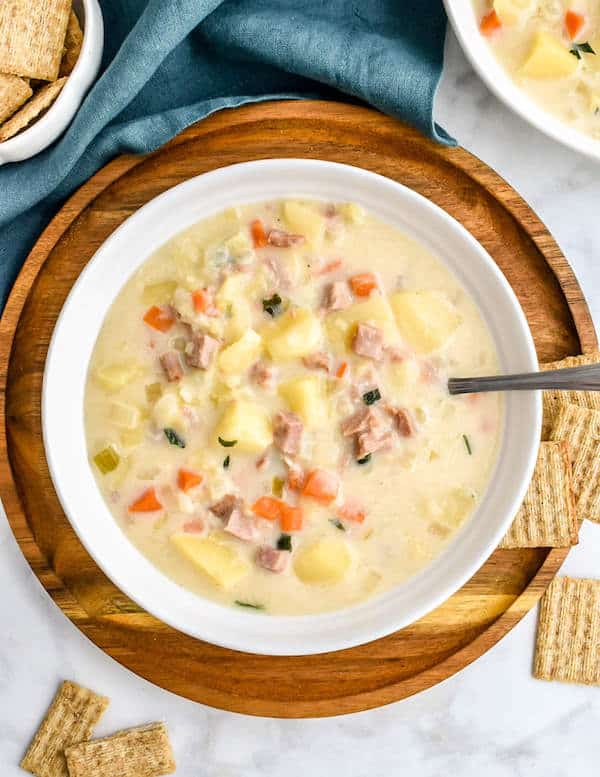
[0,101,595,717]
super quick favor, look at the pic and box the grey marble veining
[1,29,599,775]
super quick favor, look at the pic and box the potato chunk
[390,290,461,353]
[283,201,325,248]
[326,295,398,354]
[294,537,351,584]
[95,363,140,392]
[110,400,141,430]
[264,308,322,362]
[218,329,263,375]
[170,533,249,589]
[521,32,578,79]
[152,391,183,431]
[216,400,272,452]
[279,374,328,427]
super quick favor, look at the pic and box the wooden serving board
[0,101,595,718]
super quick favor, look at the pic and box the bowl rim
[0,0,103,153]
[42,158,542,655]
[443,0,600,162]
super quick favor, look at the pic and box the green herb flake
[262,293,282,317]
[277,533,292,551]
[362,388,381,406]
[463,434,473,456]
[272,476,285,498]
[357,453,372,465]
[570,41,596,59]
[223,455,231,469]
[164,428,186,448]
[218,436,237,447]
[235,600,265,610]
[330,519,346,531]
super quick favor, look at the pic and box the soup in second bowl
[84,198,502,615]
[475,1,600,138]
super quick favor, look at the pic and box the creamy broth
[84,199,502,615]
[474,1,600,138]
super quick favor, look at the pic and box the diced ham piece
[250,361,276,390]
[159,350,184,382]
[273,411,303,456]
[302,351,331,372]
[352,323,384,361]
[356,429,394,459]
[256,545,290,573]
[386,406,415,437]
[185,331,219,370]
[209,494,241,520]
[323,280,352,311]
[341,407,375,436]
[224,509,257,542]
[285,457,305,491]
[267,229,305,247]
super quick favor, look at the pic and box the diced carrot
[349,272,377,297]
[565,10,585,39]
[280,504,303,532]
[336,500,366,524]
[183,519,204,533]
[177,468,203,493]
[480,10,501,36]
[252,496,283,521]
[250,219,268,248]
[191,288,211,314]
[128,487,162,513]
[336,361,348,379]
[302,469,339,504]
[143,305,175,333]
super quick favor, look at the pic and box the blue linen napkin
[0,0,452,311]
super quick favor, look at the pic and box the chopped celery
[272,476,284,498]
[93,446,120,474]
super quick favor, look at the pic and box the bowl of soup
[444,0,600,160]
[43,159,540,655]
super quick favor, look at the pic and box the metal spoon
[448,363,600,395]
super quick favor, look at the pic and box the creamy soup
[475,1,600,138]
[84,199,502,615]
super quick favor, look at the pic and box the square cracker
[534,576,600,686]
[549,402,600,524]
[0,0,71,81]
[0,77,66,142]
[541,351,600,439]
[21,680,109,777]
[59,10,83,77]
[65,722,176,777]
[0,74,32,124]
[499,441,578,548]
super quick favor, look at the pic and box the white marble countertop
[1,30,599,776]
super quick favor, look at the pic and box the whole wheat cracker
[59,10,83,77]
[65,722,176,777]
[541,351,600,439]
[0,74,32,124]
[549,402,600,524]
[20,680,109,777]
[0,77,67,142]
[0,0,71,81]
[499,441,578,548]
[534,576,600,686]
